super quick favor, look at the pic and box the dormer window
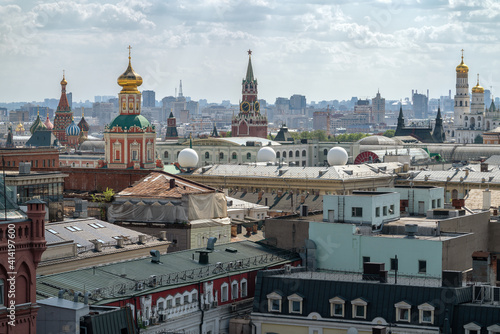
[351,298,368,319]
[464,322,481,334]
[395,301,411,322]
[418,303,435,324]
[329,296,346,317]
[287,293,303,314]
[267,291,282,312]
[487,324,500,334]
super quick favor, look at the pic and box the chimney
[483,189,491,211]
[159,231,167,241]
[481,162,488,172]
[116,238,124,248]
[138,234,146,244]
[94,241,102,252]
[150,249,161,263]
[169,178,176,188]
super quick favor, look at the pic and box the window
[246,152,251,160]
[241,279,248,297]
[267,292,282,312]
[0,279,3,306]
[375,207,380,217]
[395,301,411,322]
[487,324,500,334]
[289,151,293,158]
[432,199,436,208]
[352,207,362,217]
[418,303,435,324]
[231,280,238,300]
[175,297,181,306]
[283,151,286,158]
[389,204,395,214]
[329,296,345,317]
[163,151,169,159]
[464,322,482,334]
[287,293,303,314]
[219,152,224,160]
[205,152,210,159]
[323,149,328,155]
[166,298,172,308]
[184,295,189,304]
[437,198,441,207]
[419,260,427,273]
[351,298,368,319]
[383,206,388,216]
[221,283,228,302]
[302,150,306,157]
[132,150,138,161]
[232,152,237,160]
[276,152,280,159]
[295,150,299,157]
[390,258,398,271]
[192,292,197,303]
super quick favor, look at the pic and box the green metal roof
[107,114,151,130]
[37,240,297,305]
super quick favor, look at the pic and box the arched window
[232,152,237,160]
[289,151,293,158]
[276,152,280,158]
[324,149,328,155]
[164,151,169,159]
[302,150,306,157]
[295,150,300,157]
[283,151,287,158]
[246,152,251,160]
[451,189,458,199]
[205,152,210,159]
[176,151,180,158]
[460,101,463,106]
[219,152,224,160]
[465,101,468,107]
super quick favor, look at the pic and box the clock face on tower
[254,101,260,113]
[241,101,250,113]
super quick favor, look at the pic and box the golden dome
[60,70,67,86]
[472,74,484,93]
[456,49,469,73]
[117,45,142,94]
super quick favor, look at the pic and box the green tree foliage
[474,134,483,144]
[383,129,395,138]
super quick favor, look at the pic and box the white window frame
[329,296,345,317]
[351,298,368,319]
[395,301,411,322]
[267,292,282,312]
[241,278,248,298]
[418,303,435,324]
[287,293,303,314]
[221,282,229,302]
[464,322,481,334]
[231,280,239,300]
[166,296,173,308]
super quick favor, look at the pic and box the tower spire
[245,49,254,82]
[179,80,183,98]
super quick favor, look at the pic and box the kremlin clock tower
[231,50,268,138]
[103,46,156,169]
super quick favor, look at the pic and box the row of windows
[374,205,395,217]
[267,292,435,325]
[220,279,248,302]
[161,150,308,160]
[5,159,56,168]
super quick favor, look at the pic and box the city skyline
[2,1,500,103]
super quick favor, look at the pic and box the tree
[383,129,395,138]
[91,188,115,220]
[474,134,483,144]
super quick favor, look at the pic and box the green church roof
[107,114,152,131]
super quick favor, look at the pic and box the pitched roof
[117,171,214,199]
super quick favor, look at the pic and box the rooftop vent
[225,247,237,253]
[207,237,217,250]
[169,178,176,188]
[404,224,418,239]
[318,169,328,177]
[150,249,161,263]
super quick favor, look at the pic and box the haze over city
[2,0,500,104]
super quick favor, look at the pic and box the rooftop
[117,171,214,199]
[37,240,298,304]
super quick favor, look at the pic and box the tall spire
[245,49,254,82]
[57,71,71,112]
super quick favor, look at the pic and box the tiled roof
[117,172,214,199]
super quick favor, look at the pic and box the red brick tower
[53,72,73,145]
[0,199,47,333]
[231,50,268,138]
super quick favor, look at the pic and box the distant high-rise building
[67,92,73,109]
[484,89,492,108]
[412,91,428,119]
[372,90,385,124]
[94,96,102,103]
[290,94,306,114]
[142,90,156,107]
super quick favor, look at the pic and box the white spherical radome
[178,148,199,168]
[327,147,348,166]
[257,147,276,162]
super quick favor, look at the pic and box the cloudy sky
[1,0,500,104]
